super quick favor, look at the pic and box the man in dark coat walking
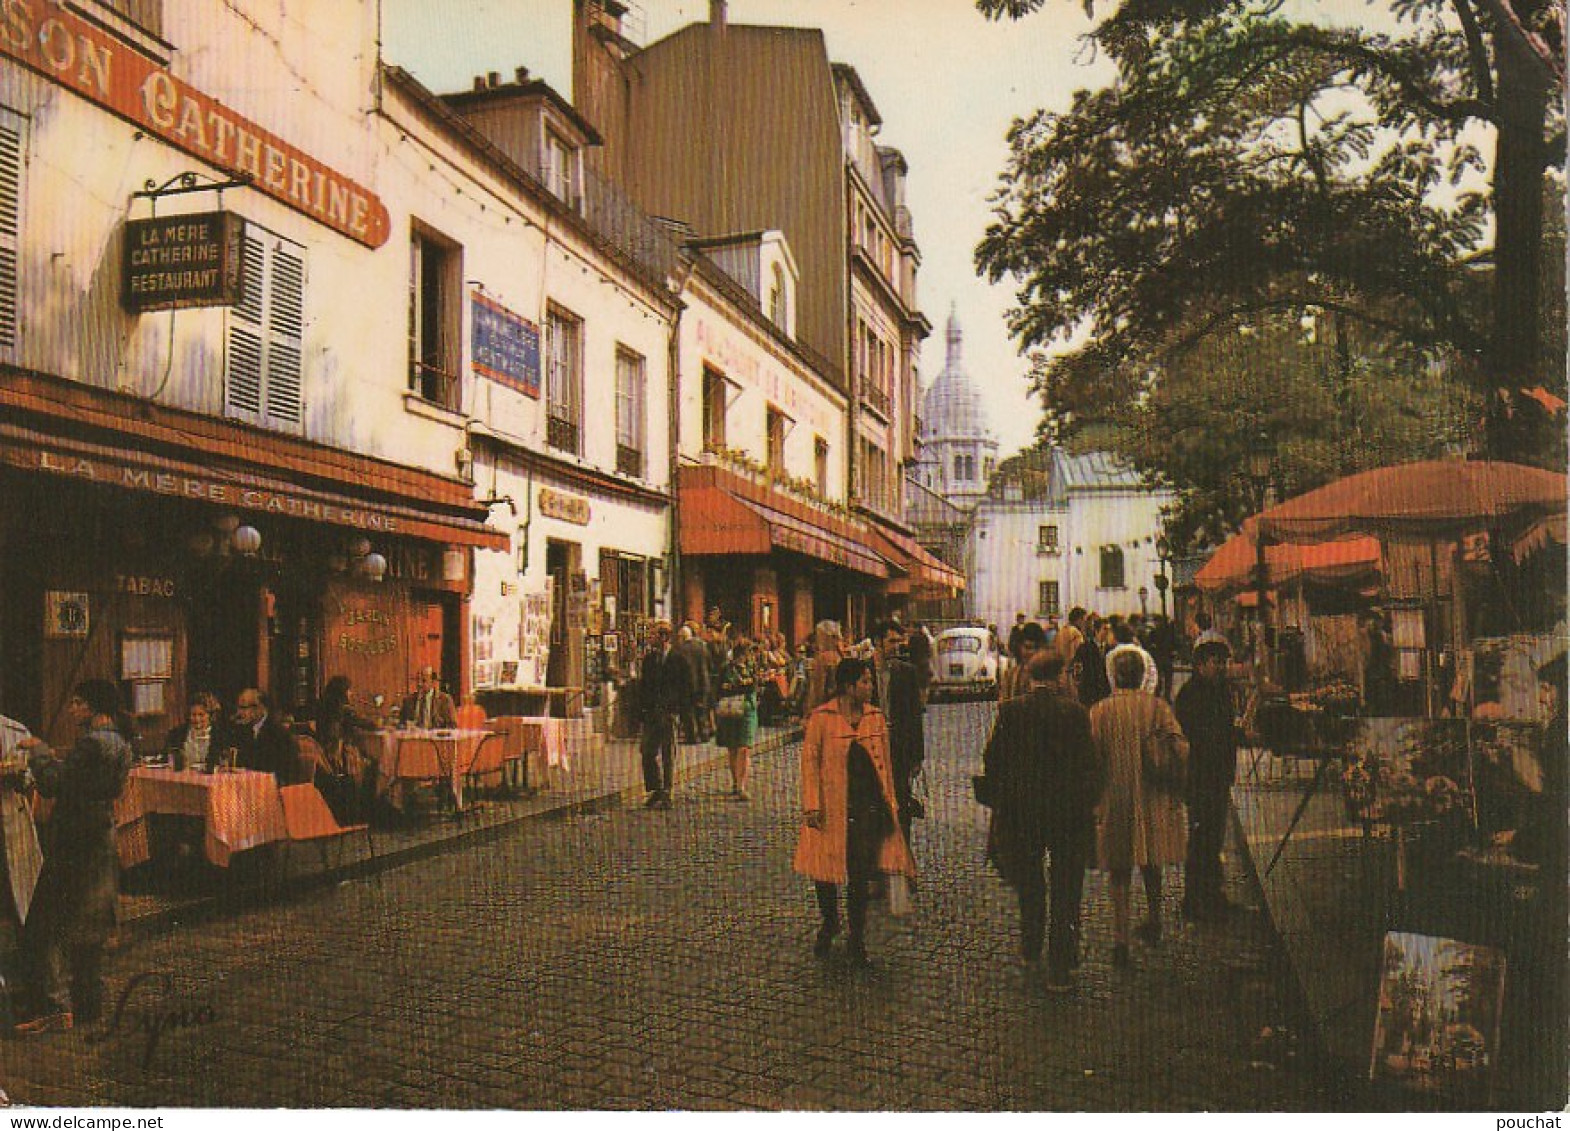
[16,680,132,1033]
[638,621,686,809]
[1175,640,1240,921]
[872,621,925,846]
[981,650,1099,991]
[675,624,712,743]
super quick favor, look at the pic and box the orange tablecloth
[114,766,287,868]
[366,728,493,807]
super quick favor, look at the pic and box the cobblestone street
[1,701,1346,1110]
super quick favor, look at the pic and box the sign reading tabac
[0,0,389,247]
[122,211,245,312]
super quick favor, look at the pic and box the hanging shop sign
[122,211,245,312]
[0,0,389,247]
[538,487,590,526]
[471,291,541,398]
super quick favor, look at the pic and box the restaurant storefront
[0,369,505,752]
[677,462,889,645]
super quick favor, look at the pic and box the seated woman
[313,676,380,823]
[455,694,487,731]
[165,692,224,772]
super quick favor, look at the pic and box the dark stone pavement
[0,700,1347,1110]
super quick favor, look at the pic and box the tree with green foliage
[974,0,1566,478]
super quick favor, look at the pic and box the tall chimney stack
[711,0,727,31]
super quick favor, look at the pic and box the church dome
[921,307,993,443]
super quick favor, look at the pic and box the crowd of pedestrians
[618,600,1244,989]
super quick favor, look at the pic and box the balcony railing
[408,360,460,412]
[616,442,644,478]
[861,378,891,420]
[547,414,580,454]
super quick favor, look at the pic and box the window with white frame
[408,225,462,410]
[1038,524,1059,553]
[702,367,728,451]
[1100,545,1126,589]
[766,407,787,478]
[227,224,304,429]
[1038,580,1060,618]
[614,346,646,477]
[0,105,24,354]
[544,130,577,207]
[545,305,583,454]
[768,263,787,330]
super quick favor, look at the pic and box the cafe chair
[391,735,457,815]
[463,732,509,800]
[295,734,326,786]
[278,782,372,883]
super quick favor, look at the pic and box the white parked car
[931,626,1001,701]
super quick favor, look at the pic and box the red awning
[866,524,965,595]
[1195,518,1382,593]
[1255,460,1566,544]
[0,421,508,549]
[680,486,889,577]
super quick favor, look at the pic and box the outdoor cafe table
[114,765,288,869]
[365,727,493,810]
[503,716,569,772]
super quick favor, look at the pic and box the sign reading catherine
[122,212,245,312]
[471,292,541,398]
[0,0,389,247]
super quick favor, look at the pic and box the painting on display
[1469,721,1554,867]
[1370,932,1506,1103]
[1339,719,1475,834]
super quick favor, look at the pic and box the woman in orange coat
[793,657,915,967]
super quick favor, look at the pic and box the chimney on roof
[711,0,727,32]
[487,71,500,87]
[515,66,530,85]
[473,75,487,92]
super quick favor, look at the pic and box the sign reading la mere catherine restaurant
[122,211,244,312]
[0,0,388,248]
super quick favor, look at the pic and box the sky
[380,0,1117,461]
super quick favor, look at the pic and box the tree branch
[1258,27,1496,124]
[1452,0,1499,102]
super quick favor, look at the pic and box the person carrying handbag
[715,639,761,801]
[793,657,914,969]
[1090,649,1189,970]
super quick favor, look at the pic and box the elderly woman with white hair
[1091,648,1189,971]
[803,620,846,718]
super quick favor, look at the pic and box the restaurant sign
[25,447,400,534]
[0,0,389,247]
[538,487,590,526]
[471,291,540,398]
[122,212,245,312]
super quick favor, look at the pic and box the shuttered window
[226,226,304,429]
[0,108,25,352]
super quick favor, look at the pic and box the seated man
[400,667,457,730]
[232,688,302,784]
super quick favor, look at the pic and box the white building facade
[969,450,1173,628]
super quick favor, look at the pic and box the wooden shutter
[226,226,304,427]
[0,110,24,351]
[225,229,266,420]
[265,241,304,425]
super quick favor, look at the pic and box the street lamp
[1246,431,1275,681]
[1154,534,1170,620]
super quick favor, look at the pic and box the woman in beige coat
[794,657,914,967]
[1091,649,1189,969]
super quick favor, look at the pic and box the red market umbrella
[1255,460,1566,544]
[1195,518,1382,593]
